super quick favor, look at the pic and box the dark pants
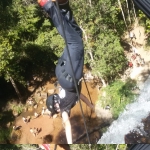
[43,1,84,91]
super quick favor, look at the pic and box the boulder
[39,100,44,104]
[40,92,48,99]
[27,106,34,112]
[34,104,38,109]
[47,89,55,95]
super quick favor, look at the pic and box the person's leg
[59,6,82,38]
[42,1,84,90]
[43,1,82,44]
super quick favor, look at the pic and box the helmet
[46,94,60,114]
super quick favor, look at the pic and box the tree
[117,0,128,29]
[0,0,63,100]
[0,0,144,93]
[92,30,127,83]
[99,79,136,118]
[70,0,127,85]
[125,0,131,25]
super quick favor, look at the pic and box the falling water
[97,76,150,144]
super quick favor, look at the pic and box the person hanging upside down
[38,0,94,144]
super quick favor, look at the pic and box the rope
[82,76,93,120]
[55,0,91,144]
[54,144,57,150]
[82,76,93,104]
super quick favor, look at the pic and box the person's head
[46,94,61,115]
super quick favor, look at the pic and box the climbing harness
[55,0,91,144]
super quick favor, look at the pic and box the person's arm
[62,111,72,144]
[80,93,94,110]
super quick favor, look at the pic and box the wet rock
[37,87,42,91]
[36,77,43,81]
[6,122,11,128]
[12,111,19,117]
[43,98,47,102]
[39,100,44,104]
[34,104,38,109]
[27,106,34,112]
[35,89,41,94]
[95,106,112,122]
[28,86,35,92]
[140,137,147,143]
[43,109,51,116]
[10,130,22,142]
[47,89,55,95]
[22,116,31,123]
[40,92,48,99]
[26,97,36,106]
[53,114,58,119]
[34,96,41,103]
[23,107,28,112]
[125,132,139,144]
[84,71,94,81]
[41,86,46,91]
[34,92,40,96]
[125,113,150,144]
[43,134,53,143]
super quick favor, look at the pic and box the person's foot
[38,0,68,7]
[38,0,53,7]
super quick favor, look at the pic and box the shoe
[38,0,69,7]
[38,0,50,7]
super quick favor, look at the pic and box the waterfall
[97,76,150,144]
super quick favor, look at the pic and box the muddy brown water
[11,80,104,144]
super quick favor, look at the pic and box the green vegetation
[0,144,129,150]
[0,127,12,144]
[0,0,59,85]
[7,101,24,115]
[0,110,15,143]
[70,144,127,150]
[138,10,150,49]
[92,31,127,82]
[98,79,137,119]
[0,144,38,150]
[71,0,128,83]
